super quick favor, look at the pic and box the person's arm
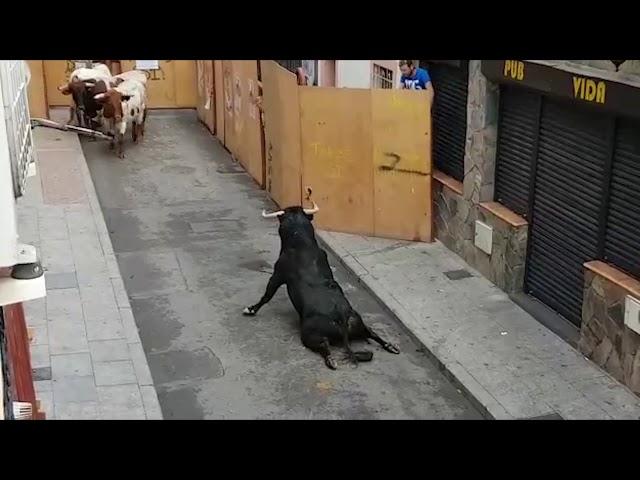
[398,76,406,89]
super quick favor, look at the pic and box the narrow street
[82,110,481,419]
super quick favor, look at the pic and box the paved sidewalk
[317,231,640,419]
[18,120,162,419]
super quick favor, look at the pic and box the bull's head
[262,202,319,220]
[58,79,103,128]
[262,203,320,246]
[93,89,133,121]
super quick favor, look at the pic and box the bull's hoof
[243,306,257,316]
[384,343,401,354]
[325,356,338,370]
[118,152,125,159]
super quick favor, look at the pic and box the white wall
[335,61,371,88]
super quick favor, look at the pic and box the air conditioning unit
[0,60,45,307]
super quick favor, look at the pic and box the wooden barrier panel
[371,89,432,241]
[260,61,302,208]
[26,61,48,119]
[42,60,197,110]
[258,61,433,242]
[222,61,237,158]
[236,61,264,186]
[214,60,225,144]
[43,60,73,107]
[120,60,197,108]
[299,87,374,234]
[196,60,215,133]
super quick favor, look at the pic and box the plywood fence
[31,60,198,111]
[218,60,265,187]
[196,60,215,133]
[260,60,433,242]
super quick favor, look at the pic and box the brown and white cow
[93,79,147,158]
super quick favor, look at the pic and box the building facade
[317,61,401,89]
[429,60,640,394]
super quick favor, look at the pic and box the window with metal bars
[275,60,303,73]
[372,64,394,89]
[275,60,317,86]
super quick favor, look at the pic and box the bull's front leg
[243,270,284,316]
[115,132,125,159]
[66,105,76,126]
[115,120,126,159]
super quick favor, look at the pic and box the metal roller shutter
[605,118,640,278]
[526,98,610,326]
[494,86,540,217]
[428,63,468,181]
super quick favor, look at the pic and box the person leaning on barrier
[398,60,434,105]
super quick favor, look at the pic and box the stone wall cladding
[433,182,527,294]
[464,60,499,204]
[432,60,527,294]
[579,270,640,395]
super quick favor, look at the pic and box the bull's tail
[353,350,373,362]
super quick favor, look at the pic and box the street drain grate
[32,367,52,381]
[443,269,473,280]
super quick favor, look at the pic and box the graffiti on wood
[309,142,351,179]
[378,152,428,176]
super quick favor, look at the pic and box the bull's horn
[262,209,285,218]
[303,202,319,215]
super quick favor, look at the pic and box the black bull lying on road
[243,203,400,370]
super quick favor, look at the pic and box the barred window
[372,64,394,89]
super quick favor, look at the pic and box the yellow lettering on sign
[573,76,606,104]
[585,80,597,101]
[503,60,525,81]
[596,82,606,103]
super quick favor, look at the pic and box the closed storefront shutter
[426,62,468,181]
[494,86,540,217]
[525,98,610,326]
[605,118,640,278]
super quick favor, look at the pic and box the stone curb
[317,231,522,420]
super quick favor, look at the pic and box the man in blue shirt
[399,60,434,104]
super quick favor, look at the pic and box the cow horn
[303,202,319,215]
[262,209,285,218]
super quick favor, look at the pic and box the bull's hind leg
[341,316,373,366]
[243,271,283,316]
[364,324,400,354]
[302,333,337,370]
